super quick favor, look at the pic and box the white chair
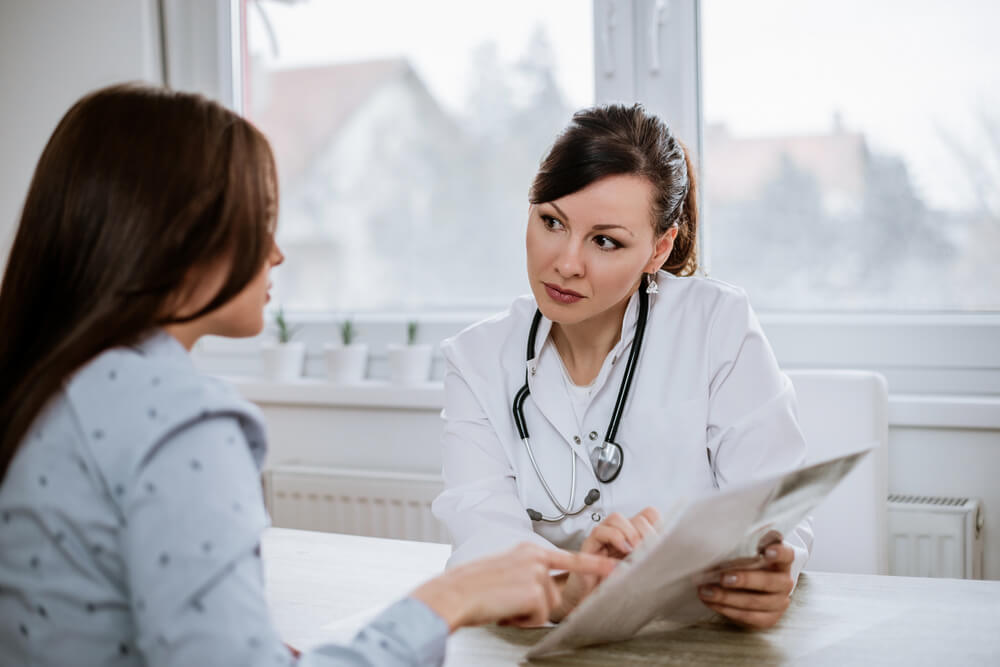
[785,369,889,575]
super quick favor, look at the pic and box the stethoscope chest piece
[590,441,624,483]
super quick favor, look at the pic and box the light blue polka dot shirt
[0,330,447,666]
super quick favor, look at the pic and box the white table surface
[262,527,1000,665]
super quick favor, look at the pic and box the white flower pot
[324,343,368,384]
[387,343,433,385]
[260,341,306,382]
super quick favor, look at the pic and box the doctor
[432,104,813,629]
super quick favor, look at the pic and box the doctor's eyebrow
[546,202,635,237]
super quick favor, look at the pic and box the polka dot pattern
[0,332,401,665]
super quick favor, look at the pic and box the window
[242,0,594,312]
[701,0,1000,311]
[167,0,996,394]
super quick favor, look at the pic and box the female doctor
[432,104,813,629]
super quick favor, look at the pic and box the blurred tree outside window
[702,0,999,311]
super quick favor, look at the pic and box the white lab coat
[432,272,813,582]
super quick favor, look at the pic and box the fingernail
[700,586,716,599]
[766,547,778,559]
[723,574,738,586]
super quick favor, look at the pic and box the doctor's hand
[549,507,661,623]
[411,542,616,631]
[697,540,796,629]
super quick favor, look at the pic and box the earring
[645,273,659,295]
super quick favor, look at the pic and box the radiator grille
[887,495,983,579]
[888,494,970,507]
[264,465,449,543]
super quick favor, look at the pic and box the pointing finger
[543,549,617,577]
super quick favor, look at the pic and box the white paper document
[527,443,875,658]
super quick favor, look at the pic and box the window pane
[702,0,1000,311]
[244,1,593,312]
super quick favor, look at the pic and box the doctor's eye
[593,234,624,251]
[541,214,565,231]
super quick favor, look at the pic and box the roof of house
[246,58,414,184]
[704,123,870,204]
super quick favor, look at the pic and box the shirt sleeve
[431,350,554,567]
[123,416,448,667]
[703,289,814,584]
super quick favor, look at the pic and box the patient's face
[525,174,671,328]
[167,238,284,346]
[203,240,285,338]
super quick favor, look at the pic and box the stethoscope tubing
[514,286,649,520]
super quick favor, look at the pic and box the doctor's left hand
[549,507,661,623]
[697,540,796,629]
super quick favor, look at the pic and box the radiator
[887,494,984,579]
[263,465,449,543]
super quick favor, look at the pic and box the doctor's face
[526,174,673,327]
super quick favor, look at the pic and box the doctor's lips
[543,282,585,304]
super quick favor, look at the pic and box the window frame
[167,0,999,399]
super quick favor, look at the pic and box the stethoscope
[512,285,649,522]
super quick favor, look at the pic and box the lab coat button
[588,431,598,440]
[573,435,582,445]
[591,512,602,522]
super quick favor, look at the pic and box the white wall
[0,0,162,257]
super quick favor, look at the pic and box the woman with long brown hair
[433,104,813,628]
[0,84,613,666]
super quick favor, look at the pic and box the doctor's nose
[554,243,585,279]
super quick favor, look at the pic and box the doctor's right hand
[549,507,661,623]
[411,542,617,631]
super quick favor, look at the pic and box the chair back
[786,369,889,575]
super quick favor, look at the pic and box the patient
[0,84,614,667]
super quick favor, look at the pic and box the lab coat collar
[524,290,644,467]
[528,289,643,370]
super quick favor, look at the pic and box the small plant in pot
[324,317,368,384]
[260,307,306,381]
[387,320,433,385]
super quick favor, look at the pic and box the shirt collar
[133,328,195,367]
[531,289,643,368]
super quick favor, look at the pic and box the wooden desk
[262,527,1000,665]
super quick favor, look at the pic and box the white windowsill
[223,376,1000,430]
[887,395,1000,430]
[224,376,445,410]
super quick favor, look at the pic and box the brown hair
[0,83,277,480]
[529,103,698,275]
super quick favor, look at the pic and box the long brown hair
[0,83,277,481]
[529,103,699,275]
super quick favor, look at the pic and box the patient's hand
[697,539,796,629]
[549,507,660,623]
[411,543,616,631]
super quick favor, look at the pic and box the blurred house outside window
[243,0,593,312]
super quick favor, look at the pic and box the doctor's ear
[644,226,679,274]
